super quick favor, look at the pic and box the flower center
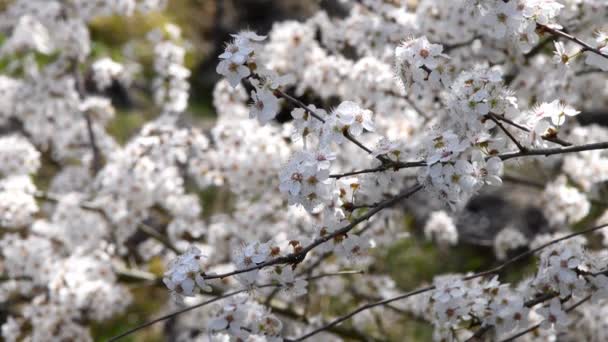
[291,172,303,182]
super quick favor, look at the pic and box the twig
[487,113,527,152]
[269,301,381,342]
[273,87,392,165]
[537,23,608,61]
[108,271,364,341]
[461,223,608,281]
[284,285,435,341]
[330,160,426,179]
[330,140,608,179]
[273,88,326,123]
[491,114,572,147]
[201,184,423,281]
[330,165,394,179]
[71,61,103,174]
[107,288,253,342]
[35,191,185,255]
[498,142,608,161]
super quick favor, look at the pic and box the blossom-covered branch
[287,222,608,340]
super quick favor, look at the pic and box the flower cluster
[150,24,190,116]
[163,246,211,301]
[279,150,332,212]
[446,67,518,138]
[217,31,266,87]
[418,132,503,208]
[474,0,564,52]
[417,237,608,341]
[321,101,375,145]
[208,294,283,341]
[395,36,452,93]
[523,99,580,146]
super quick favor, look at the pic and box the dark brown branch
[108,288,257,342]
[498,142,608,161]
[330,160,426,179]
[71,61,103,174]
[491,114,572,147]
[331,140,608,179]
[202,184,423,281]
[269,301,381,342]
[273,87,392,165]
[109,271,363,341]
[487,112,527,152]
[538,23,608,61]
[285,285,435,342]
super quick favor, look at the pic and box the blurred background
[34,1,604,340]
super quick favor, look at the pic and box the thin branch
[524,36,556,60]
[331,140,608,179]
[114,264,163,285]
[491,114,572,147]
[273,88,326,124]
[284,285,435,342]
[503,175,608,206]
[403,94,430,120]
[269,301,381,342]
[272,87,392,165]
[498,142,608,161]
[575,68,604,76]
[329,160,426,179]
[330,165,394,179]
[287,222,608,341]
[538,23,608,61]
[461,223,608,281]
[107,288,253,342]
[71,61,103,174]
[84,112,103,174]
[34,191,102,213]
[307,270,365,281]
[202,184,423,281]
[487,112,527,152]
[109,271,363,341]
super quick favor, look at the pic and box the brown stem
[537,23,608,61]
[201,184,423,281]
[487,113,527,152]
